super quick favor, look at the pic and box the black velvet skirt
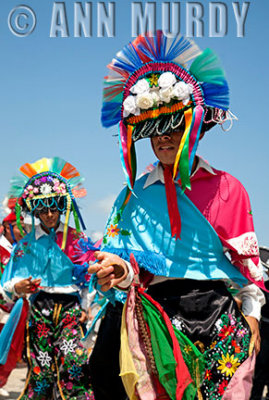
[147,279,252,399]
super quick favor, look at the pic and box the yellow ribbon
[173,108,193,179]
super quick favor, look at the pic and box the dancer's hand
[88,251,128,291]
[14,276,41,295]
[79,310,88,323]
[245,315,261,354]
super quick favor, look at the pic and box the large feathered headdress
[102,32,233,190]
[101,32,234,239]
[8,157,86,249]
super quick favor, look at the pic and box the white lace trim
[226,232,259,256]
[240,258,264,281]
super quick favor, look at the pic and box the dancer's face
[151,130,184,166]
[39,209,60,230]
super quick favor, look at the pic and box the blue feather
[113,43,143,73]
[166,36,192,61]
[202,81,229,110]
[101,102,122,127]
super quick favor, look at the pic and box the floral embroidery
[68,365,83,381]
[202,311,251,400]
[204,369,212,381]
[41,309,50,317]
[236,327,248,337]
[217,353,240,377]
[107,224,120,237]
[62,313,76,327]
[33,366,41,375]
[210,341,217,349]
[231,340,241,353]
[184,345,192,354]
[66,381,73,390]
[227,232,259,256]
[37,323,50,338]
[13,240,31,262]
[14,249,24,258]
[218,324,235,340]
[37,351,52,367]
[33,379,50,394]
[21,302,94,400]
[60,339,77,355]
[218,380,228,395]
[102,209,132,245]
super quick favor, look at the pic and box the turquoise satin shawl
[1,229,75,289]
[102,174,247,286]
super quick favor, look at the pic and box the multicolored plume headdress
[102,32,232,193]
[8,157,86,249]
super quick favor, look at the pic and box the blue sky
[0,0,268,245]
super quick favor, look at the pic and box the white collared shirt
[143,156,215,189]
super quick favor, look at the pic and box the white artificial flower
[182,97,191,106]
[60,339,77,355]
[136,92,154,110]
[150,90,161,106]
[37,351,52,367]
[159,87,173,103]
[42,309,50,316]
[172,82,192,100]
[123,95,139,118]
[40,184,52,195]
[158,72,177,89]
[130,78,150,95]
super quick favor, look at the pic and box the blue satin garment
[102,174,247,287]
[1,228,76,291]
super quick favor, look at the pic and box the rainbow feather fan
[101,31,229,128]
[8,157,86,249]
[9,157,85,200]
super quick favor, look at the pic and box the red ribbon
[163,166,181,240]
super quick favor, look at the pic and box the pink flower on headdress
[34,179,41,185]
[33,187,39,194]
[41,176,47,183]
[53,185,61,193]
[22,189,29,198]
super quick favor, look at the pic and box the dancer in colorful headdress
[88,32,266,400]
[1,157,95,400]
[0,207,25,397]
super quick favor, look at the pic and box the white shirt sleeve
[236,284,265,321]
[2,277,24,302]
[116,261,134,289]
